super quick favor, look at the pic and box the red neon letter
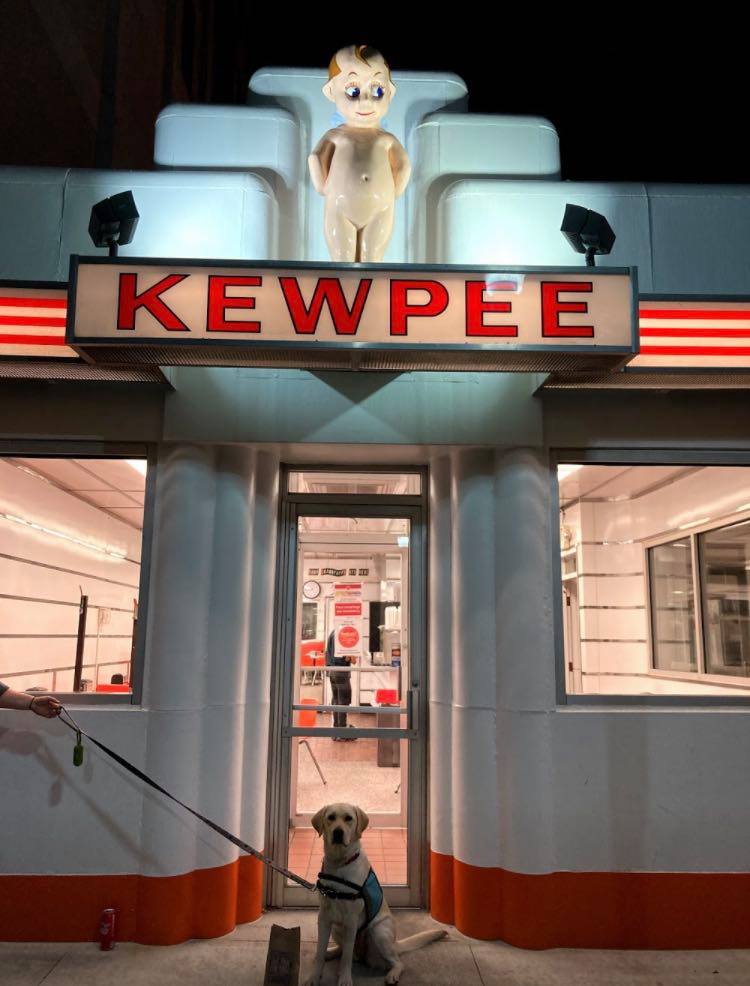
[390,280,449,336]
[207,275,261,332]
[279,277,372,335]
[465,281,518,337]
[117,273,189,331]
[541,281,594,338]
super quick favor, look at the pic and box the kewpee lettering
[279,277,372,335]
[113,272,598,340]
[117,273,189,331]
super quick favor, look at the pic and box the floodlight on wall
[88,191,139,257]
[560,204,615,267]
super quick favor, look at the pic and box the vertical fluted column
[493,448,556,712]
[449,449,502,934]
[493,448,556,878]
[136,444,219,941]
[133,444,280,941]
[428,453,455,919]
[197,447,259,928]
[429,449,501,927]
[237,447,280,918]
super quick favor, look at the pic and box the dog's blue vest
[316,862,384,931]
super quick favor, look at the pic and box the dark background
[0,1,745,183]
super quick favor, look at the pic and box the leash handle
[58,706,316,892]
[73,728,84,767]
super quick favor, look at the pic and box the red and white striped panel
[0,286,77,358]
[633,300,750,368]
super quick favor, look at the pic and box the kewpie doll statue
[308,45,411,263]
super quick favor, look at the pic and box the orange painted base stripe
[0,856,263,945]
[431,850,750,948]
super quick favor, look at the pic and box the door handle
[407,686,419,732]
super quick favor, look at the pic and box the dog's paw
[385,968,402,984]
[302,977,322,986]
[337,976,354,986]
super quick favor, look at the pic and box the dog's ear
[311,806,328,836]
[355,806,369,838]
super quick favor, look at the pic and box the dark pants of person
[330,671,351,727]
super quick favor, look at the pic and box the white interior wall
[0,460,142,692]
[563,467,750,695]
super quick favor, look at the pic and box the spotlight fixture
[88,190,139,257]
[560,204,615,267]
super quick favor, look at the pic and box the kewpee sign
[68,258,636,370]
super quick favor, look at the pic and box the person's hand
[347,655,357,665]
[30,696,62,718]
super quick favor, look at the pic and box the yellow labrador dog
[303,803,447,986]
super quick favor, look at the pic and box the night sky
[224,21,747,184]
[0,8,745,185]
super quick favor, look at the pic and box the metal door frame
[265,468,428,909]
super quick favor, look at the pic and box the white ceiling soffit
[11,457,147,531]
[558,465,698,506]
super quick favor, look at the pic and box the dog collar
[344,850,360,866]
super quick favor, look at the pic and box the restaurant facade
[1,64,750,949]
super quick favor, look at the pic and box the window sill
[647,670,750,691]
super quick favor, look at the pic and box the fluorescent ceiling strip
[0,512,127,559]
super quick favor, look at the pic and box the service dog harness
[316,851,384,931]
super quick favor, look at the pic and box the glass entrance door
[266,472,426,908]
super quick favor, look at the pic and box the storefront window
[558,463,750,697]
[699,520,750,678]
[0,456,147,695]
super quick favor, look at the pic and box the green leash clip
[73,729,84,767]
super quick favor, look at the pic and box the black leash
[58,706,317,892]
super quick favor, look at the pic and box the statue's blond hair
[328,45,391,81]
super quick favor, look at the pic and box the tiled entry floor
[288,826,407,885]
[6,910,750,985]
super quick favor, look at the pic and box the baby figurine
[308,45,411,263]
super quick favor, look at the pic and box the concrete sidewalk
[3,909,750,985]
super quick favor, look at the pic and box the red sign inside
[335,602,362,616]
[337,625,360,649]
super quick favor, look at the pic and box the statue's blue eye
[344,86,360,100]
[371,85,385,100]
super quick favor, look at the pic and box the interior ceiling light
[558,464,583,480]
[678,517,711,530]
[126,459,148,476]
[0,511,127,559]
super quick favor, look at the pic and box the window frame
[286,465,424,499]
[0,440,157,706]
[645,533,699,676]
[552,448,750,707]
[644,516,750,685]
[688,516,750,681]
